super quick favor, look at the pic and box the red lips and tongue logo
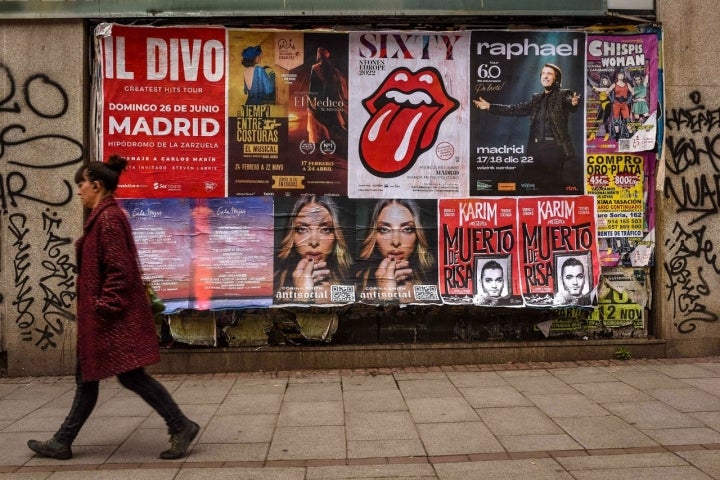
[359,66,459,178]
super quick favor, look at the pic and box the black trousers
[55,365,187,444]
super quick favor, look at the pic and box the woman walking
[27,154,199,461]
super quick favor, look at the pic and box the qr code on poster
[413,285,440,302]
[331,285,355,303]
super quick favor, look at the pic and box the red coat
[76,196,160,381]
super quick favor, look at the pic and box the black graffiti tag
[663,221,719,333]
[0,63,82,211]
[1,63,80,350]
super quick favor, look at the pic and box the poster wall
[96,23,227,198]
[90,25,662,313]
[470,30,586,196]
[347,31,471,198]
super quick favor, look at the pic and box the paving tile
[185,442,268,462]
[433,457,574,479]
[283,383,342,402]
[1,384,74,402]
[346,411,417,441]
[555,451,687,470]
[690,411,720,430]
[602,400,703,429]
[397,379,461,399]
[653,364,719,379]
[92,395,154,417]
[216,393,283,415]
[277,401,344,426]
[228,378,287,395]
[647,388,720,412]
[267,426,345,460]
[554,416,658,449]
[641,427,720,445]
[0,398,53,422]
[176,467,304,480]
[609,370,689,390]
[417,422,504,455]
[50,469,180,480]
[342,375,398,391]
[73,416,147,446]
[343,389,408,412]
[459,386,532,408]
[406,397,478,423]
[693,362,720,374]
[201,413,275,443]
[307,463,436,479]
[526,393,609,417]
[498,434,582,452]
[567,465,713,480]
[676,450,720,479]
[572,381,654,403]
[347,438,426,459]
[551,367,617,384]
[502,375,577,395]
[104,427,176,464]
[170,378,237,404]
[445,371,509,388]
[477,406,563,436]
[393,371,448,381]
[682,378,720,397]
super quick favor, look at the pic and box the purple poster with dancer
[586,33,659,153]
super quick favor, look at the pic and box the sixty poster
[347,31,470,199]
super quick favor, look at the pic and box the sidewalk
[1,357,720,479]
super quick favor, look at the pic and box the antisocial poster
[96,23,227,198]
[518,195,600,307]
[586,33,659,153]
[347,31,470,198]
[438,197,523,307]
[470,31,586,196]
[355,199,440,305]
[273,195,357,306]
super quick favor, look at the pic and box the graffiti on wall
[0,62,82,349]
[664,90,720,333]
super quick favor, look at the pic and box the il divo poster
[95,23,227,198]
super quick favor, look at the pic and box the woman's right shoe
[27,438,73,460]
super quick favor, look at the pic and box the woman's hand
[292,258,330,300]
[375,257,414,299]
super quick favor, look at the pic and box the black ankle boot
[27,437,73,460]
[160,420,199,460]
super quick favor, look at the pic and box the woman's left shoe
[160,420,199,460]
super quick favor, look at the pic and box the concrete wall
[0,21,85,376]
[657,0,720,356]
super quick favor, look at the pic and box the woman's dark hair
[74,154,127,192]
